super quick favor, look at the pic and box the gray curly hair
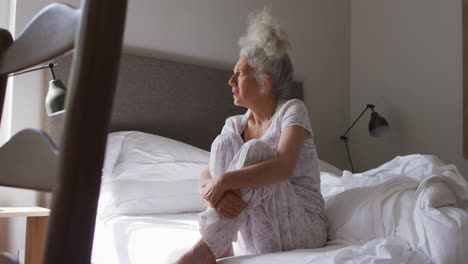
[239,7,293,99]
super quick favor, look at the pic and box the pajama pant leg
[198,133,325,258]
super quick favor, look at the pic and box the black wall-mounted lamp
[340,104,390,173]
[8,63,67,116]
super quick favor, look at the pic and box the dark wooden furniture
[0,1,127,263]
[463,0,468,158]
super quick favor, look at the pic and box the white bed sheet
[91,212,430,264]
[92,213,201,264]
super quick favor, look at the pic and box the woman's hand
[200,177,226,208]
[198,167,247,218]
[199,166,215,207]
[215,189,248,219]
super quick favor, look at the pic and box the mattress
[91,213,345,264]
[91,212,431,264]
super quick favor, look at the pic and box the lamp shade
[45,79,67,116]
[369,111,390,137]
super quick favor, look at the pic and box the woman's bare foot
[175,239,216,264]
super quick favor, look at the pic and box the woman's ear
[261,73,273,94]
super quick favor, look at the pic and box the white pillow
[102,131,209,183]
[99,180,204,218]
[98,131,209,217]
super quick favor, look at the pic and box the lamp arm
[340,104,374,138]
[7,63,58,78]
[340,104,376,173]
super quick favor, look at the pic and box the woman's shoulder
[277,98,308,115]
[225,114,245,125]
[276,98,313,136]
[222,111,249,134]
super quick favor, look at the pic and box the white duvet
[321,154,468,264]
[93,142,468,264]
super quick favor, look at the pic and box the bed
[89,133,468,264]
[47,52,468,264]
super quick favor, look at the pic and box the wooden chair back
[0,1,127,263]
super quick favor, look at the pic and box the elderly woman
[176,8,326,264]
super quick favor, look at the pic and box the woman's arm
[203,125,309,206]
[199,166,213,207]
[199,166,212,188]
[219,125,309,189]
[199,165,247,217]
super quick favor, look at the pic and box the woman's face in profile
[228,56,263,107]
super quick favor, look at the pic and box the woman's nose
[228,74,237,87]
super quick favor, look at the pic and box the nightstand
[0,207,50,264]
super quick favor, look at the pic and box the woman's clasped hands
[200,176,248,219]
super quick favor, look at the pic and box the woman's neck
[248,97,278,126]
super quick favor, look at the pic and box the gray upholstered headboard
[46,53,302,151]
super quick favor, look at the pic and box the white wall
[123,0,351,169]
[350,0,465,175]
[0,1,9,29]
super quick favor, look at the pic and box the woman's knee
[210,133,244,178]
[211,133,243,154]
[240,139,276,167]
